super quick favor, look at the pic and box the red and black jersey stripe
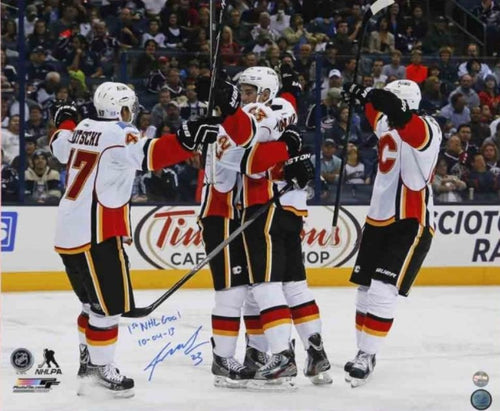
[260,305,292,331]
[86,324,118,346]
[363,312,394,337]
[290,301,320,324]
[212,315,240,337]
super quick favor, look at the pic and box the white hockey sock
[359,280,398,355]
[243,288,268,353]
[86,311,120,366]
[251,282,292,354]
[355,286,369,349]
[77,303,90,346]
[283,280,322,349]
[211,286,248,358]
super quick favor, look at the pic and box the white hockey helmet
[93,81,138,122]
[238,66,280,103]
[384,79,421,111]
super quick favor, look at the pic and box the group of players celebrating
[49,60,440,397]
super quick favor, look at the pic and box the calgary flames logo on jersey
[134,206,361,269]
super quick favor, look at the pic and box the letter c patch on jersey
[125,133,139,145]
[378,134,398,174]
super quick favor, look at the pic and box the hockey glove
[341,83,369,106]
[283,153,315,189]
[53,102,78,128]
[279,64,301,97]
[278,124,303,157]
[213,79,241,118]
[176,117,220,152]
[367,88,413,128]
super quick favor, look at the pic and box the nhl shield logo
[10,348,34,373]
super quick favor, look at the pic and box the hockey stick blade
[123,183,293,318]
[370,0,395,16]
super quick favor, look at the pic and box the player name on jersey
[68,129,102,146]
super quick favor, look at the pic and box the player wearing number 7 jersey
[49,82,220,398]
[341,80,442,387]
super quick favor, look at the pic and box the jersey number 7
[65,149,99,200]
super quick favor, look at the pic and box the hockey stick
[123,183,293,318]
[203,0,227,184]
[330,0,395,245]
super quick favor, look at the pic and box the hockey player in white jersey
[341,79,441,387]
[236,66,331,385]
[200,78,309,388]
[50,82,220,397]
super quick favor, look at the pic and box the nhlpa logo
[36,349,62,375]
[1,211,18,252]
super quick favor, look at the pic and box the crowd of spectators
[1,0,500,205]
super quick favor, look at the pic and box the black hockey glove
[213,79,240,118]
[367,88,413,128]
[278,124,303,157]
[176,117,220,152]
[283,152,315,189]
[53,102,78,128]
[341,83,369,106]
[279,64,301,97]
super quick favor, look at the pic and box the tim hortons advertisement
[1,205,499,274]
[133,205,363,270]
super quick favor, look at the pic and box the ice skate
[304,333,332,385]
[348,351,376,388]
[243,341,269,373]
[77,344,90,378]
[78,363,134,398]
[249,342,297,391]
[211,338,254,388]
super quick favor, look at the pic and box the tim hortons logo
[135,206,361,269]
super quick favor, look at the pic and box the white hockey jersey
[50,119,192,252]
[366,105,442,228]
[266,97,308,216]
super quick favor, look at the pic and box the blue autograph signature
[144,325,209,381]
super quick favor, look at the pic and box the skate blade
[309,371,333,385]
[344,372,352,383]
[247,377,298,392]
[77,378,135,398]
[213,376,249,389]
[350,376,370,388]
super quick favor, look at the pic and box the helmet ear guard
[93,82,138,122]
[384,79,422,110]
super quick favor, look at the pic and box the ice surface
[2,286,499,411]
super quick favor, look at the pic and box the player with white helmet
[49,81,225,397]
[234,67,331,386]
[199,77,309,389]
[383,79,422,110]
[93,82,139,122]
[342,79,441,387]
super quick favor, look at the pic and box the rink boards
[1,205,499,291]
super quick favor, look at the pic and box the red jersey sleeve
[279,92,297,112]
[241,141,289,175]
[143,133,193,170]
[397,114,432,150]
[365,102,383,131]
[221,107,255,146]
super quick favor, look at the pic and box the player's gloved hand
[283,152,315,189]
[53,102,78,128]
[280,64,301,97]
[278,124,303,156]
[176,117,220,152]
[367,88,413,128]
[342,83,369,106]
[213,79,240,118]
